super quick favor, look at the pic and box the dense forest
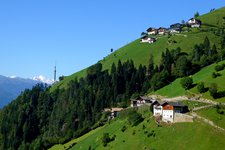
[0,34,225,149]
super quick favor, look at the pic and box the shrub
[215,64,224,71]
[147,130,156,137]
[212,72,221,78]
[132,130,136,135]
[209,83,218,98]
[102,133,111,147]
[121,126,127,132]
[142,125,146,130]
[197,82,206,93]
[216,104,225,115]
[180,77,193,90]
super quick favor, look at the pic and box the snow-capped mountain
[0,75,40,108]
[32,75,54,85]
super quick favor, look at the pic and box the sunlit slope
[51,7,225,90]
[155,60,225,103]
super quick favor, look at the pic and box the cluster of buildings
[131,96,190,123]
[141,18,202,44]
[104,96,192,123]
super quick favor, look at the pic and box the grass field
[155,60,225,103]
[51,30,221,91]
[197,107,225,130]
[61,106,225,150]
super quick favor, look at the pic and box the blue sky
[0,1,224,80]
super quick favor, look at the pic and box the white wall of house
[191,24,200,28]
[153,105,162,116]
[162,110,174,122]
[188,19,196,24]
[141,38,155,44]
[148,31,157,35]
[170,29,180,33]
[158,31,165,35]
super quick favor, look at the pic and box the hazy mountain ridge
[0,75,40,108]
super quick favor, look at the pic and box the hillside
[154,60,225,102]
[1,6,225,150]
[51,7,225,90]
[50,106,225,150]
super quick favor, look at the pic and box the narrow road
[149,94,225,105]
[191,112,225,131]
[192,105,214,111]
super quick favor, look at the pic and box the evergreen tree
[147,54,154,78]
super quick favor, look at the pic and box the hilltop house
[158,27,167,35]
[153,101,188,123]
[187,18,201,28]
[152,101,163,116]
[147,27,158,35]
[131,96,154,107]
[169,23,182,33]
[140,36,156,44]
[104,108,123,119]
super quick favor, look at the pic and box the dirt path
[192,105,214,111]
[149,94,225,105]
[190,112,225,131]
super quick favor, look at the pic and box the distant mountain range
[0,75,53,108]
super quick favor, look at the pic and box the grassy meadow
[49,105,225,150]
[155,60,225,103]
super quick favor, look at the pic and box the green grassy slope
[154,60,225,102]
[51,106,225,150]
[51,7,225,91]
[197,107,225,129]
[199,6,225,27]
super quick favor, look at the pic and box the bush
[215,64,224,71]
[121,126,127,132]
[197,82,206,93]
[180,77,193,90]
[132,130,136,135]
[102,133,111,147]
[209,83,218,98]
[216,104,225,115]
[212,72,221,78]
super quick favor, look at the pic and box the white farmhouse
[147,27,157,35]
[158,27,167,35]
[162,103,174,122]
[187,18,201,28]
[153,101,188,123]
[140,36,156,44]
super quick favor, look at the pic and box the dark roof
[168,102,186,107]
[158,27,166,30]
[147,27,157,32]
[170,23,182,29]
[188,18,202,24]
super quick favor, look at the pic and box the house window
[170,115,172,118]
